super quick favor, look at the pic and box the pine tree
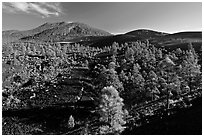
[125,47,134,63]
[159,55,176,108]
[132,63,141,75]
[158,77,167,95]
[175,48,182,57]
[132,63,144,89]
[119,70,128,83]
[111,42,118,56]
[99,86,127,134]
[22,45,27,56]
[155,48,163,60]
[170,75,181,96]
[68,115,75,128]
[108,62,116,70]
[146,70,159,100]
[120,58,127,70]
[99,65,124,92]
[84,59,89,68]
[111,55,117,63]
[180,50,201,90]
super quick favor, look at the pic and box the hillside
[3,23,201,51]
[2,26,202,135]
[67,34,142,48]
[3,30,23,43]
[60,29,168,48]
[148,31,202,53]
[163,31,202,39]
[3,22,65,43]
[65,30,202,52]
[125,29,168,39]
[20,22,112,42]
[3,22,112,43]
[2,38,202,135]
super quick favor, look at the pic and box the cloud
[2,2,63,18]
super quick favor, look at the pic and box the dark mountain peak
[126,29,168,37]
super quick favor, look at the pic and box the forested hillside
[2,38,202,134]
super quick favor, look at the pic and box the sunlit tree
[98,86,127,134]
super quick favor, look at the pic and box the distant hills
[2,22,112,43]
[125,29,168,39]
[2,22,202,53]
[68,29,201,52]
[3,22,65,43]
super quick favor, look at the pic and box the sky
[2,2,202,34]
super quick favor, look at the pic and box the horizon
[2,20,202,35]
[2,2,202,34]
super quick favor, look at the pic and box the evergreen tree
[125,47,134,63]
[180,50,201,90]
[158,77,167,95]
[84,59,89,68]
[119,70,128,83]
[22,45,26,55]
[155,48,163,60]
[99,86,127,134]
[111,42,118,56]
[175,48,182,56]
[111,55,117,63]
[120,58,127,70]
[170,75,181,96]
[132,63,141,75]
[159,55,176,108]
[99,64,124,92]
[108,62,116,70]
[68,115,75,128]
[146,70,159,100]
